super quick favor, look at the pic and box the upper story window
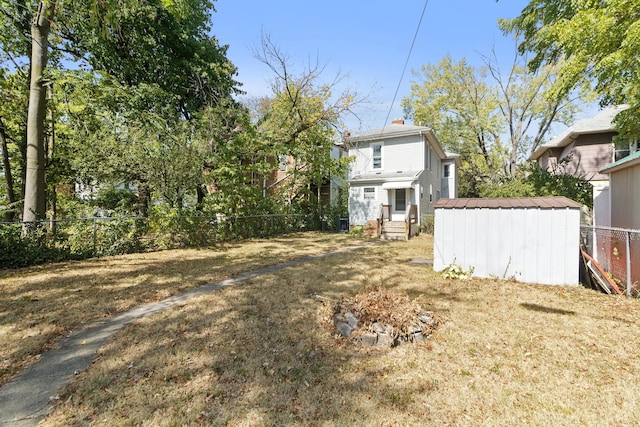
[372,144,382,170]
[613,136,639,161]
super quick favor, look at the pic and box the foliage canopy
[501,0,640,137]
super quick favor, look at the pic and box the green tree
[478,159,593,207]
[22,1,55,224]
[402,56,504,196]
[0,0,239,221]
[194,99,275,216]
[0,70,28,221]
[252,34,358,213]
[500,0,640,136]
[401,51,582,196]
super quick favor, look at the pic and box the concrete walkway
[0,242,374,426]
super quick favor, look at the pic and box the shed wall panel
[434,205,579,285]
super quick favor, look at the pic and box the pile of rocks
[333,310,438,348]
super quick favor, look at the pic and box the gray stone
[376,333,393,348]
[418,312,435,325]
[373,322,385,334]
[344,311,358,328]
[408,324,422,334]
[412,332,425,343]
[356,333,378,347]
[336,321,354,337]
[333,313,346,325]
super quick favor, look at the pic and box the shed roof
[433,197,582,209]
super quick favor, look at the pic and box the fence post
[626,231,632,298]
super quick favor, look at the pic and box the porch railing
[405,204,418,238]
[376,204,391,237]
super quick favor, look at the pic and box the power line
[382,0,430,131]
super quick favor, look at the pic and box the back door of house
[392,189,407,221]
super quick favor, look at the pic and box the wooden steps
[380,221,407,241]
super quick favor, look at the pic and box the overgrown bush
[1,213,326,269]
[0,224,71,269]
[478,160,593,207]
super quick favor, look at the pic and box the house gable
[531,106,625,185]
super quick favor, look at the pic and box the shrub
[441,263,474,280]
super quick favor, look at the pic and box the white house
[345,119,460,238]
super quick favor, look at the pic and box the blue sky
[212,0,533,132]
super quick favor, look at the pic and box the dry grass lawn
[5,232,640,425]
[0,232,364,387]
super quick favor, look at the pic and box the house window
[429,184,433,203]
[278,154,288,172]
[372,144,382,169]
[364,187,375,199]
[426,144,432,171]
[443,164,450,178]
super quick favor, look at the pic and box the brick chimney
[391,118,405,125]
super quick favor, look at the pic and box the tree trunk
[0,117,17,222]
[196,184,205,211]
[137,183,150,217]
[47,85,56,231]
[22,1,55,226]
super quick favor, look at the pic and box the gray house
[345,119,460,239]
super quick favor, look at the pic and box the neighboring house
[267,143,347,208]
[593,149,640,292]
[530,106,639,226]
[529,106,629,190]
[599,150,640,230]
[345,119,460,239]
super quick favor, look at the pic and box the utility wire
[382,0,430,132]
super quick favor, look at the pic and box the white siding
[434,207,580,285]
[350,136,423,176]
[349,184,389,226]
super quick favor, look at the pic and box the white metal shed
[433,197,582,286]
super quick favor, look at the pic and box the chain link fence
[0,214,340,269]
[580,225,640,297]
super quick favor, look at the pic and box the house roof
[530,105,627,160]
[600,150,640,174]
[349,169,423,184]
[346,123,451,160]
[433,196,582,209]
